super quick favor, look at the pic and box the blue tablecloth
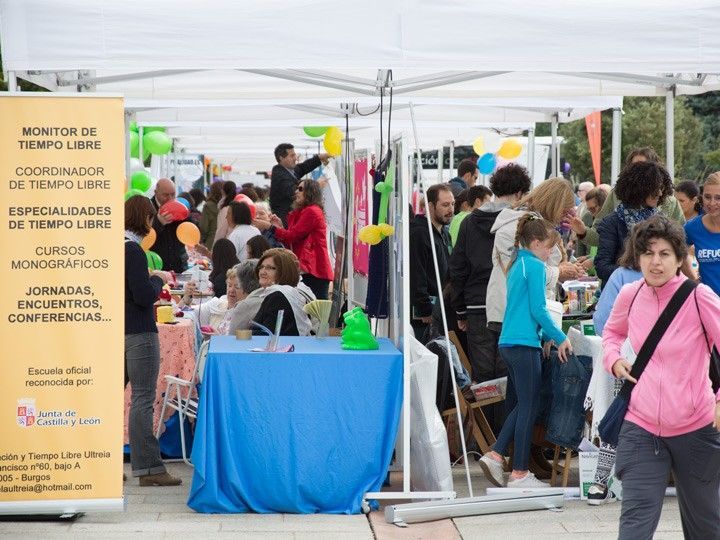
[187,336,403,514]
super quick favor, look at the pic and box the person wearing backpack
[602,215,720,539]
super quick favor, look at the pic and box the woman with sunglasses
[254,180,333,300]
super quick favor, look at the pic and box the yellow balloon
[378,223,395,237]
[498,139,522,160]
[323,127,343,156]
[358,224,382,245]
[324,137,342,156]
[472,136,485,156]
[140,228,156,252]
[176,221,201,247]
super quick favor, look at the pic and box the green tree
[556,96,704,184]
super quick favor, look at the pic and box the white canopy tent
[4,0,720,175]
[129,96,622,171]
[4,0,720,505]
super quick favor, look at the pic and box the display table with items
[187,335,403,514]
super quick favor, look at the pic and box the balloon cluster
[473,136,524,175]
[129,123,173,159]
[301,125,343,157]
[359,156,396,245]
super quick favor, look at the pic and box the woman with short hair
[603,215,720,539]
[226,201,261,262]
[251,248,315,336]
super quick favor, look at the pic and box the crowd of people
[410,150,720,538]
[123,138,720,537]
[123,143,332,487]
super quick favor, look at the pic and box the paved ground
[0,460,684,539]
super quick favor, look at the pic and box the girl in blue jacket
[479,213,573,488]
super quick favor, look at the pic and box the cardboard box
[578,450,599,499]
[578,438,600,500]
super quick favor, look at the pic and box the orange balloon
[140,228,156,251]
[176,221,201,247]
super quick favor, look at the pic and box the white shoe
[479,454,505,487]
[506,472,547,488]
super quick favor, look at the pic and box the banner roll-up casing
[0,94,125,514]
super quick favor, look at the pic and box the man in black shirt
[409,183,455,341]
[269,143,330,226]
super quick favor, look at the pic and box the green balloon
[131,170,152,192]
[143,131,173,155]
[146,251,163,270]
[129,131,139,158]
[303,126,328,137]
[124,189,144,201]
[129,121,138,133]
[143,126,166,134]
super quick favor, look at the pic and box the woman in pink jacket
[603,215,720,540]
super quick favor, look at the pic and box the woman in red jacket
[254,179,333,299]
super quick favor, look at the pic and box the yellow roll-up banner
[0,94,124,514]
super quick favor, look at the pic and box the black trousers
[466,312,507,433]
[301,273,331,300]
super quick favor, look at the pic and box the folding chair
[441,331,504,455]
[155,339,210,465]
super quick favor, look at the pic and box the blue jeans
[125,332,167,477]
[546,352,592,449]
[493,345,542,471]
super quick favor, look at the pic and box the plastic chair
[155,339,210,465]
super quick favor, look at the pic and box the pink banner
[352,158,370,276]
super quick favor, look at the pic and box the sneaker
[506,472,548,488]
[479,453,505,487]
[587,483,617,505]
[139,472,182,487]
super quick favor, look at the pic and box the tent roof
[2,0,720,73]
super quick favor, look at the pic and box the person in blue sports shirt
[478,213,573,488]
[685,172,720,296]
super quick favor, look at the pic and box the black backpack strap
[693,288,720,394]
[619,279,696,399]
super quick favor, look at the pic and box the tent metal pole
[409,102,474,498]
[448,141,454,178]
[437,148,443,182]
[7,71,18,92]
[124,112,132,185]
[527,127,535,179]
[57,69,203,87]
[243,69,375,96]
[611,107,622,186]
[666,87,675,179]
[550,113,559,177]
[138,127,144,173]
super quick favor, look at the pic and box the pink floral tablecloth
[124,318,197,444]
